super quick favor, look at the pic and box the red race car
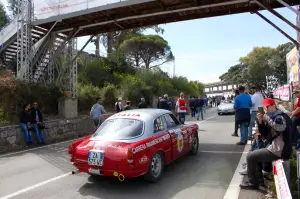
[68,109,199,182]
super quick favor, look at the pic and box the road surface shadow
[77,143,244,199]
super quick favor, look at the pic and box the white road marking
[0,173,71,199]
[222,141,251,199]
[199,150,248,154]
[0,138,79,158]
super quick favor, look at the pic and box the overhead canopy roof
[34,0,300,37]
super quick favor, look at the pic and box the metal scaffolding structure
[68,38,78,98]
[16,0,33,81]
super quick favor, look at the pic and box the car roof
[108,108,172,121]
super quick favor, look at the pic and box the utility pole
[173,60,175,78]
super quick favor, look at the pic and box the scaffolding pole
[68,38,78,98]
[16,0,33,82]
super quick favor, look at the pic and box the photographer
[239,98,292,190]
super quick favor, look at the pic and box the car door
[163,113,189,160]
[151,116,172,164]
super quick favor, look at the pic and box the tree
[0,3,10,30]
[219,42,293,91]
[120,34,174,69]
[8,0,18,16]
[100,26,164,55]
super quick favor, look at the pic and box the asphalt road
[0,108,246,199]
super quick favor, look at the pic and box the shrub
[101,84,119,109]
[78,83,102,112]
[0,74,63,125]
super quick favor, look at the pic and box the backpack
[270,112,292,159]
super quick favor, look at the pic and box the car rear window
[93,118,144,140]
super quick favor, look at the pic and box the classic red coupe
[68,109,199,182]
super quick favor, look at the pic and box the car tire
[190,133,199,155]
[144,152,164,183]
[218,113,221,115]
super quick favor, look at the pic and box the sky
[0,0,297,83]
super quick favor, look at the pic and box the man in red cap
[240,98,292,190]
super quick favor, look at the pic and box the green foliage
[220,42,293,90]
[119,34,173,69]
[77,83,102,112]
[101,84,119,109]
[0,74,63,125]
[0,2,10,30]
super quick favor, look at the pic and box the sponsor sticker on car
[132,134,170,154]
[139,156,148,164]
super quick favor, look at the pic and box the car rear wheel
[144,152,164,183]
[190,133,199,155]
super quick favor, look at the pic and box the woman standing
[20,103,33,147]
[176,92,187,124]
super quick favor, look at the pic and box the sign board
[273,84,291,102]
[286,47,299,83]
[273,160,293,199]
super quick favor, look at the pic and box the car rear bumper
[218,110,234,114]
[72,160,146,178]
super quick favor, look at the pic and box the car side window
[164,114,178,128]
[154,116,165,132]
[169,114,180,125]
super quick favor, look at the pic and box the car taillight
[127,148,134,163]
[68,144,73,156]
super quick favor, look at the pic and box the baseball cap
[293,87,300,94]
[262,98,275,107]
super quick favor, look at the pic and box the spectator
[248,87,264,139]
[195,96,204,120]
[90,97,107,128]
[189,96,196,117]
[159,94,172,110]
[232,89,240,137]
[234,86,252,145]
[31,102,45,145]
[240,98,292,190]
[115,97,123,113]
[124,101,131,110]
[176,92,187,124]
[20,103,33,147]
[203,96,207,113]
[288,88,300,149]
[138,98,147,108]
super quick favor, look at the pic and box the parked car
[217,101,235,115]
[68,109,199,183]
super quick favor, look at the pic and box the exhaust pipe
[72,169,80,175]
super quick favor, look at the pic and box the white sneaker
[239,169,248,175]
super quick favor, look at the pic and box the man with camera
[239,98,292,189]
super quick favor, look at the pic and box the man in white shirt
[248,87,264,138]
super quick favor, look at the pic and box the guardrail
[273,159,293,199]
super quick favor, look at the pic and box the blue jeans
[178,113,185,124]
[291,116,300,144]
[240,121,249,144]
[20,123,32,144]
[33,123,45,144]
[196,107,204,120]
[248,111,257,137]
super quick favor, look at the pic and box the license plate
[88,150,104,166]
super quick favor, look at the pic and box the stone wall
[0,115,110,154]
